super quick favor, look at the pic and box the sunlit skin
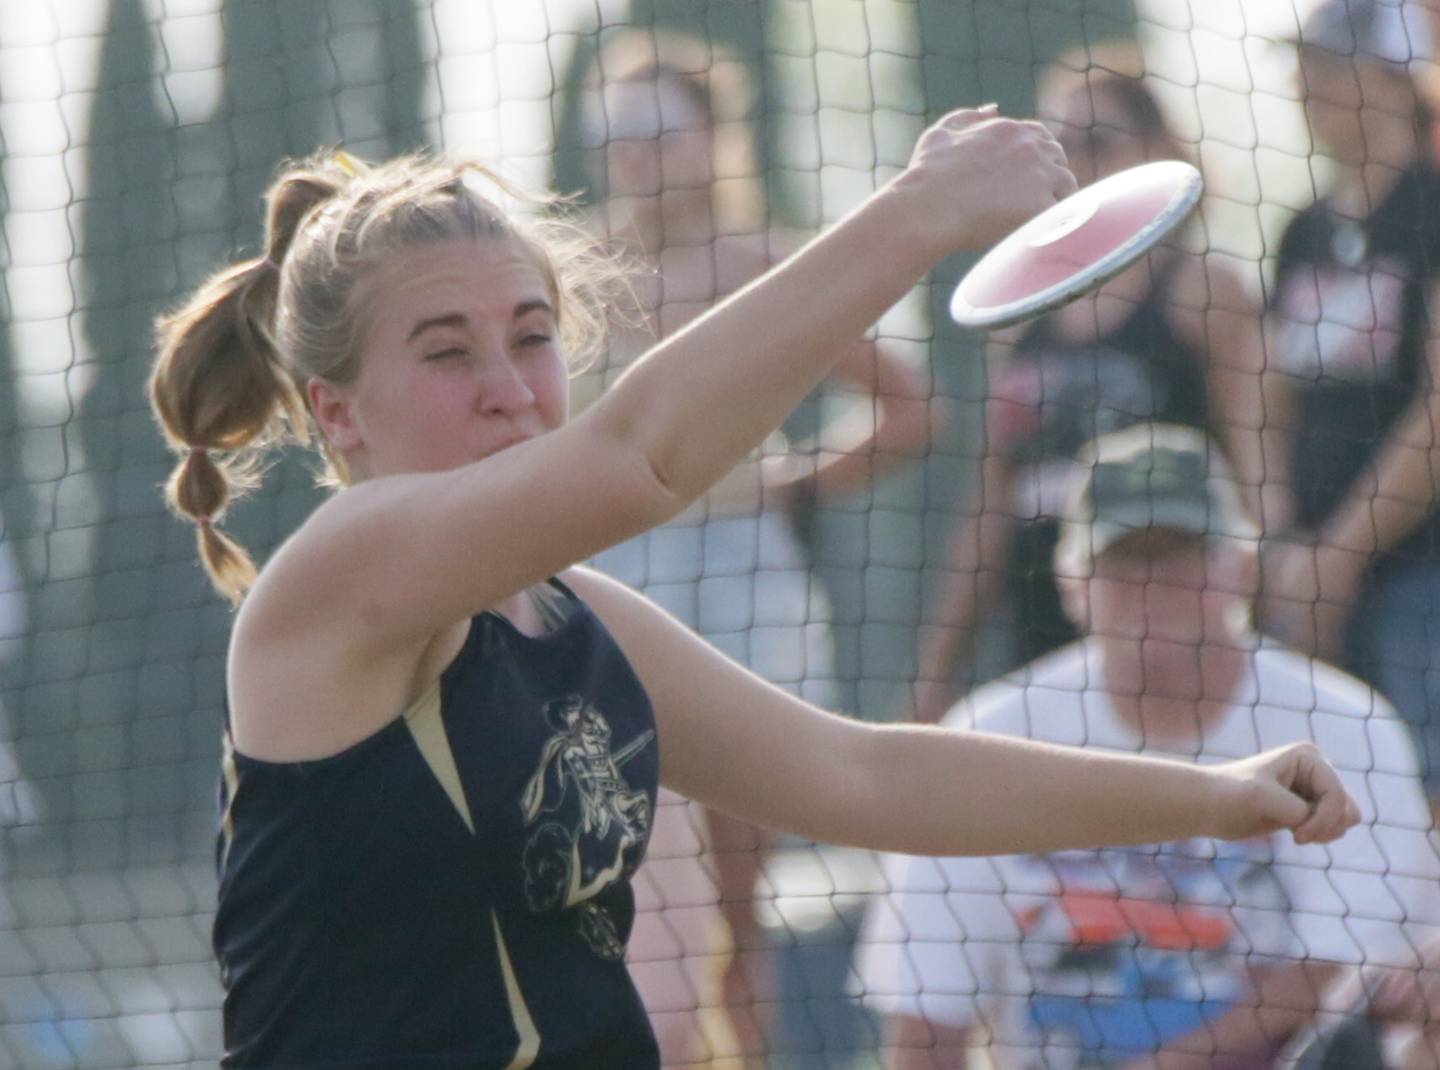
[307,239,570,484]
[299,239,571,636]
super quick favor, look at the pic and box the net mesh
[1,1,1437,1067]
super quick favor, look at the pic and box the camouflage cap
[1055,423,1259,575]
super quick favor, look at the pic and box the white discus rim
[948,160,1204,330]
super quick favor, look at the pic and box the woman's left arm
[563,567,1357,855]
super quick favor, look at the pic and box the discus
[949,160,1204,330]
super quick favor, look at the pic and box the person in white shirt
[856,423,1440,1069]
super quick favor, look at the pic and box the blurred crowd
[8,0,1440,1067]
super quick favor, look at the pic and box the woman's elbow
[577,414,692,534]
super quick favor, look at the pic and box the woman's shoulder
[226,537,457,765]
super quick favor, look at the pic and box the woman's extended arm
[602,111,1065,512]
[247,108,1073,652]
[565,567,1358,855]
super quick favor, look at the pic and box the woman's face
[1046,82,1152,186]
[1298,48,1420,163]
[311,238,570,482]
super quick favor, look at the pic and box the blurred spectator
[0,521,37,842]
[575,28,934,1065]
[1261,0,1440,811]
[856,423,1439,1069]
[0,524,22,668]
[915,41,1277,724]
[1284,933,1440,1069]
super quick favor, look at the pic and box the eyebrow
[406,300,555,343]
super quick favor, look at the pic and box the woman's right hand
[1208,742,1361,846]
[888,105,1077,258]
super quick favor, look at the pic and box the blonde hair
[150,151,626,605]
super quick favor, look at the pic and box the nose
[476,352,536,415]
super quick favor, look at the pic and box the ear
[308,376,362,454]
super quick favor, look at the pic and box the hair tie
[196,515,212,528]
[188,445,208,458]
[331,149,360,176]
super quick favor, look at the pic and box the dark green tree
[21,0,429,875]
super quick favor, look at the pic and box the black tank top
[213,579,661,1068]
[993,254,1210,666]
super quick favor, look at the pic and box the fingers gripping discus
[949,160,1204,329]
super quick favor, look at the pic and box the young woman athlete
[150,106,1359,1068]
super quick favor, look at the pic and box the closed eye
[424,347,468,361]
[518,333,553,348]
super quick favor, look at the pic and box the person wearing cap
[855,423,1438,1069]
[1263,0,1440,811]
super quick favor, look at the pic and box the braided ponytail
[149,165,343,603]
[152,149,626,604]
